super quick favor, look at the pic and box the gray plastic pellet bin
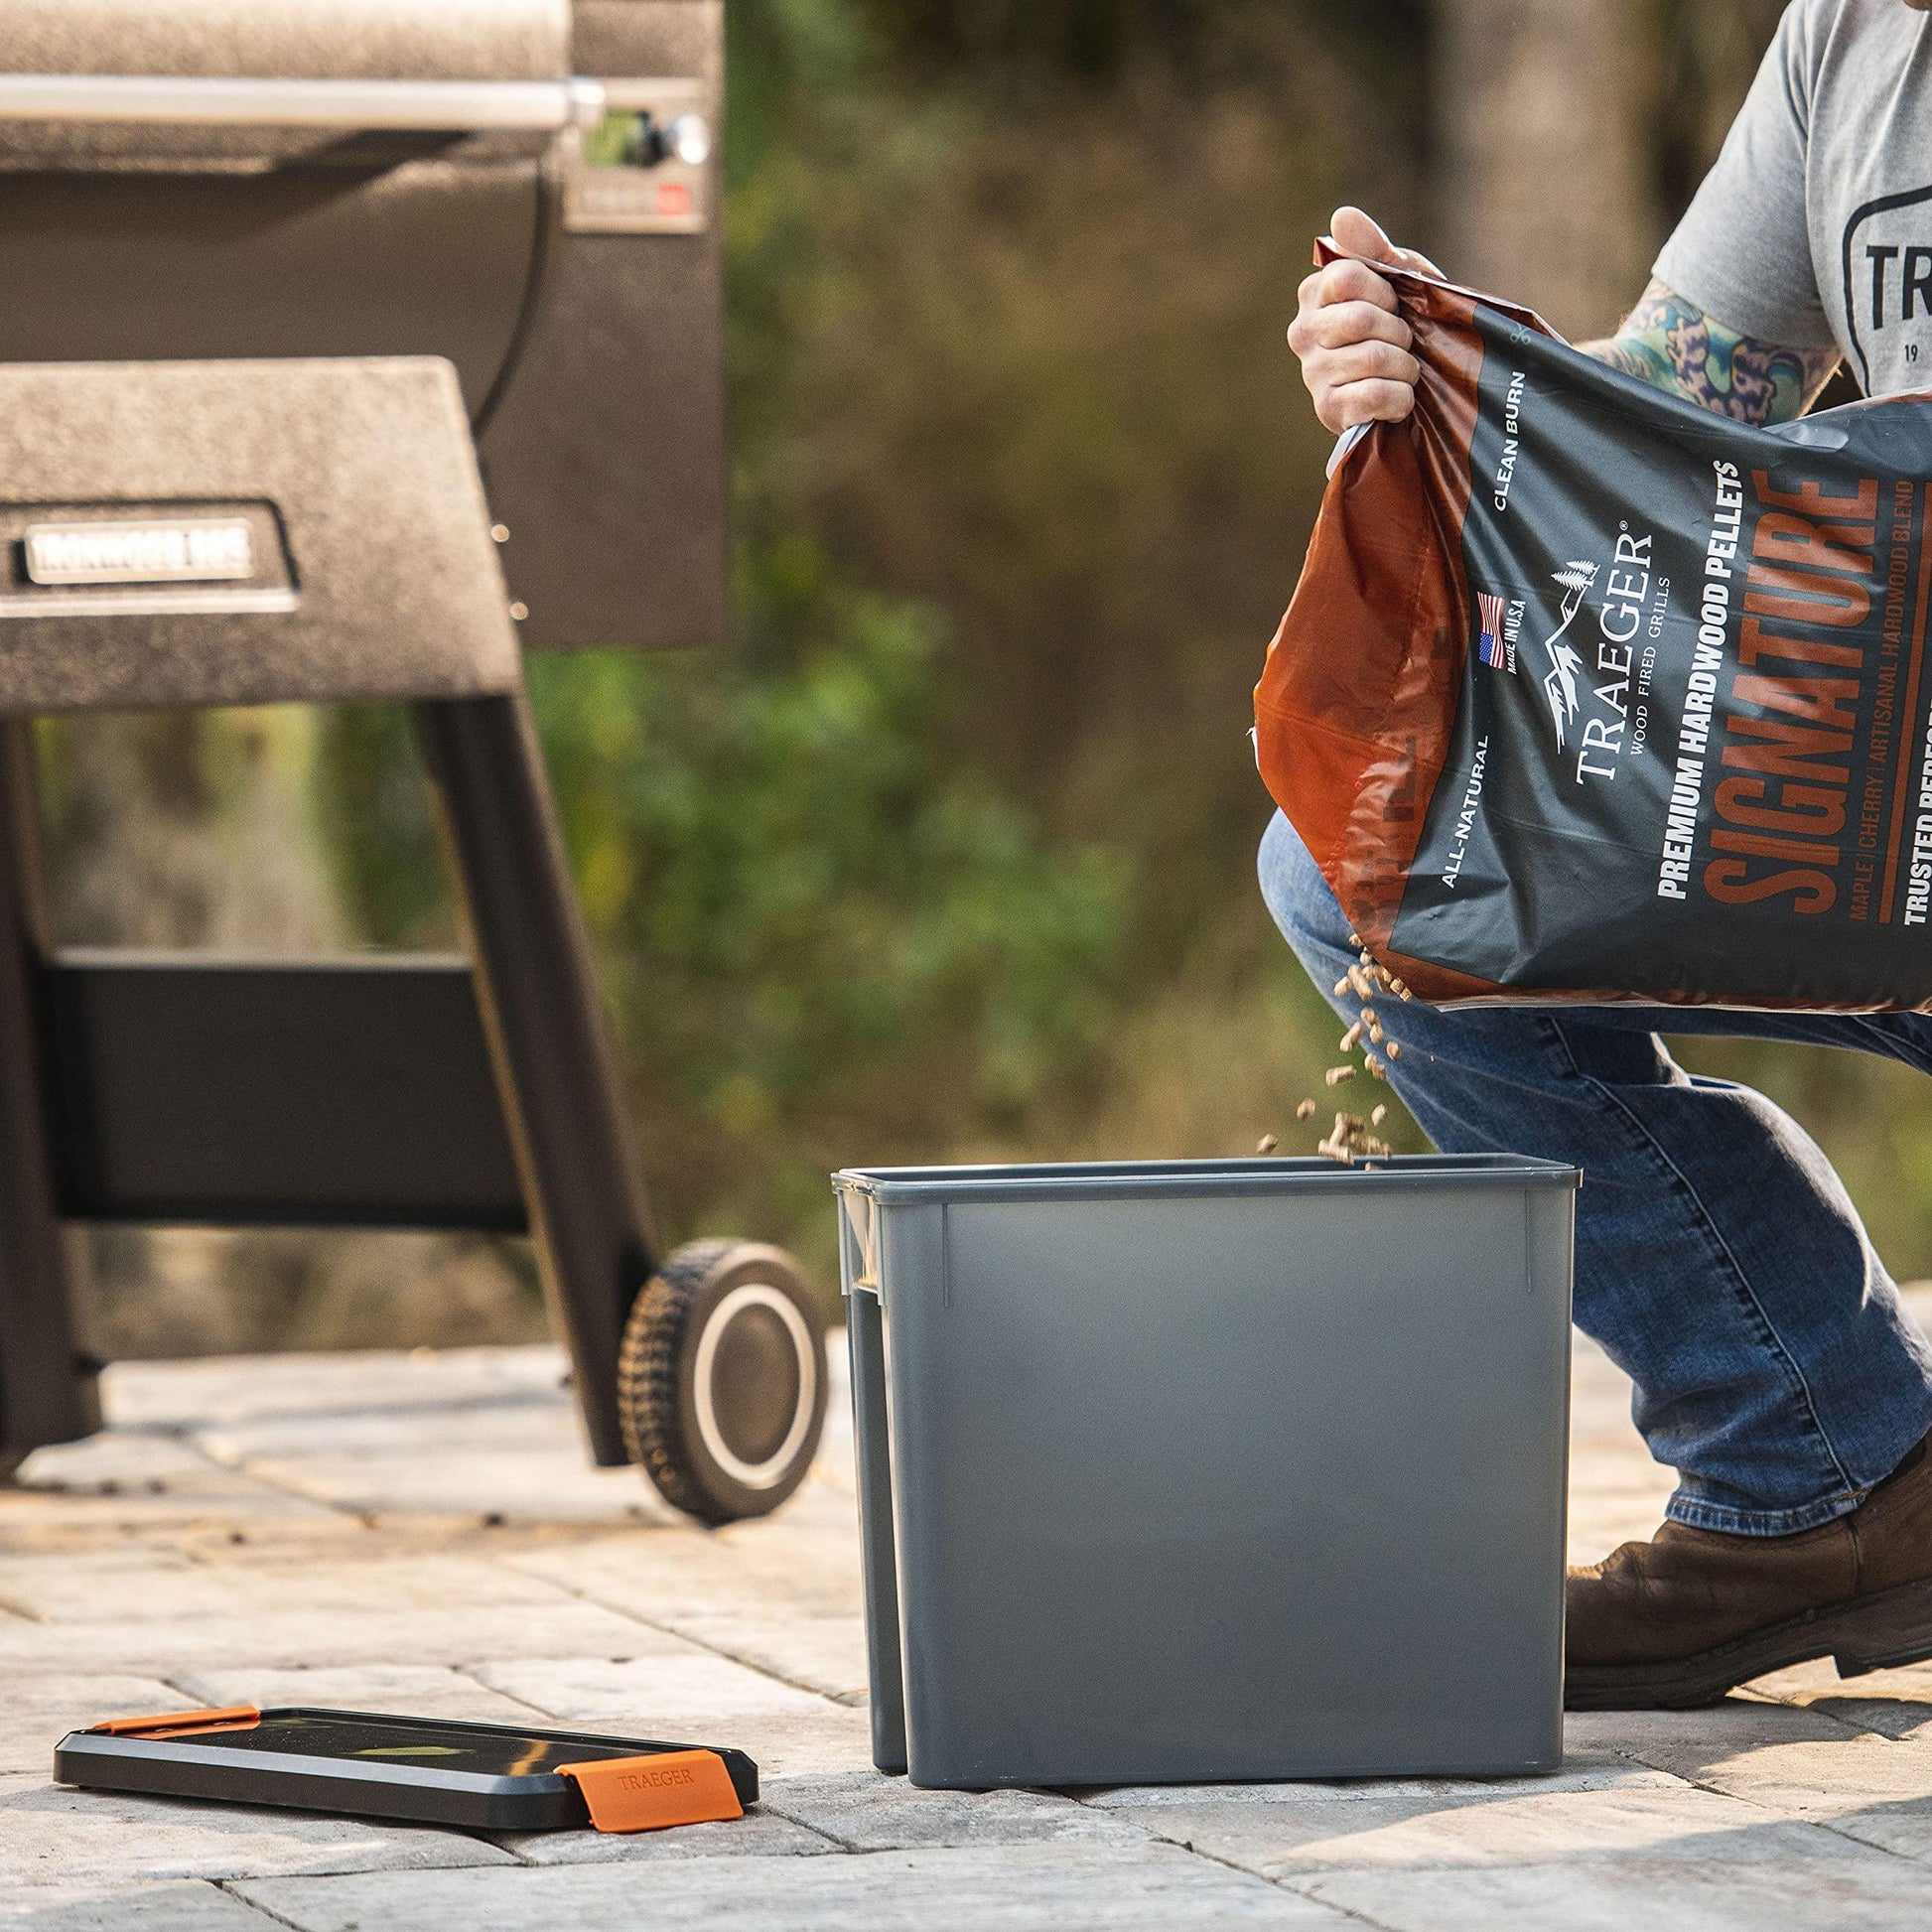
[835,1154,1580,1788]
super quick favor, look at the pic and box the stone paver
[1296,1853,1932,1930]
[497,1515,865,1621]
[0,1551,570,1624]
[762,1770,1151,1850]
[0,1880,278,1928]
[1643,1735,1932,1863]
[235,1843,1352,1929]
[1098,1771,1856,1876]
[469,1651,841,1724]
[0,1673,187,1776]
[1086,1754,1747,1873]
[93,1346,567,1431]
[662,1612,870,1703]
[220,1449,682,1530]
[494,1808,836,1865]
[468,1654,878,1778]
[0,1596,661,1675]
[0,1774,508,1885]
[166,1663,556,1725]
[2,1314,1931,1926]
[5,1426,354,1547]
[1564,1698,1874,1771]
[193,1399,593,1463]
[1749,1654,1932,1739]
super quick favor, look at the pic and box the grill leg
[414,690,657,1466]
[0,720,97,1469]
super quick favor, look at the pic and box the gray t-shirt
[1654,0,1932,397]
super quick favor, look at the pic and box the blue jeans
[1259,811,1932,1537]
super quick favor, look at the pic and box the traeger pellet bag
[1256,255,1932,1009]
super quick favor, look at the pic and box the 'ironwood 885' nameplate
[25,518,255,586]
[0,500,295,619]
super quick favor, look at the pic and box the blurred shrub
[527,573,1124,1125]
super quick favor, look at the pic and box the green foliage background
[312,0,1932,1297]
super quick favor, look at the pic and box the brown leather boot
[1567,1437,1932,1709]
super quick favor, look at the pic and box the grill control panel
[563,77,712,233]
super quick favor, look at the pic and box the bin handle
[840,1186,881,1297]
[0,73,609,135]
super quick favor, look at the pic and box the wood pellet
[1309,939,1417,1154]
[1317,1110,1395,1164]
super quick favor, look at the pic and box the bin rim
[831,1152,1580,1206]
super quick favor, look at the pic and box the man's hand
[1288,207,1442,436]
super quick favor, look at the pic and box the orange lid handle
[97,1706,261,1737]
[557,1749,744,1834]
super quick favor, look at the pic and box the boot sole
[1566,1572,1932,1710]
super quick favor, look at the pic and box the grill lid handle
[0,72,607,134]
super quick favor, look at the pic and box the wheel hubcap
[692,1282,817,1489]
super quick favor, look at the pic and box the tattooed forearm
[1577,279,1840,425]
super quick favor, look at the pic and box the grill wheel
[618,1239,827,1525]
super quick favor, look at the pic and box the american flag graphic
[1475,591,1511,670]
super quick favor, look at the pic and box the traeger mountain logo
[1524,533,1652,784]
[1539,562,1595,752]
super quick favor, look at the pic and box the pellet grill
[0,0,830,1524]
